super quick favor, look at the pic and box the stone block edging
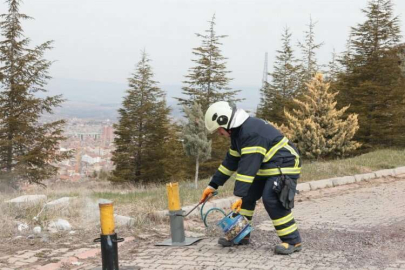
[303,166,404,191]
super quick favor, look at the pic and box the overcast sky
[2,0,405,89]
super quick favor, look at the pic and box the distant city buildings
[56,118,115,181]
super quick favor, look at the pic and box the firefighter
[200,101,302,255]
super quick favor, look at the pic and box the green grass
[47,191,81,200]
[299,148,405,182]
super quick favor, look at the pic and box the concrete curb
[153,166,405,219]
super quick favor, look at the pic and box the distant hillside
[39,77,260,120]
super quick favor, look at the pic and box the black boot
[274,243,302,255]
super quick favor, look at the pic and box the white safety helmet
[204,101,236,134]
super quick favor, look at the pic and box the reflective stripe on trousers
[238,175,301,245]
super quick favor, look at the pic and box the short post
[94,200,124,270]
[156,182,202,246]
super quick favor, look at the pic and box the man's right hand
[231,198,242,212]
[200,186,216,203]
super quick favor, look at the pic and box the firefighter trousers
[239,175,302,245]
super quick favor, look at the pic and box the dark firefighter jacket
[209,117,301,197]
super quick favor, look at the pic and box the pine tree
[335,0,404,147]
[271,27,301,99]
[176,14,241,112]
[339,33,354,72]
[162,121,192,181]
[297,17,323,93]
[397,43,405,76]
[257,83,289,125]
[177,15,241,178]
[182,102,211,188]
[325,49,340,82]
[0,0,69,186]
[390,44,405,146]
[284,73,360,160]
[110,51,171,183]
[257,27,300,125]
[257,81,276,120]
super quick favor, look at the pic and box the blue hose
[199,193,226,228]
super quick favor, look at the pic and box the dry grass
[299,148,405,182]
[0,148,404,239]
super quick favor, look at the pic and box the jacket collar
[230,116,250,139]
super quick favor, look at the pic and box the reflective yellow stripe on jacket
[263,137,289,162]
[235,136,300,183]
[218,165,235,176]
[229,149,241,157]
[257,167,301,176]
[241,146,267,156]
[284,144,300,168]
[239,209,254,217]
[235,173,254,183]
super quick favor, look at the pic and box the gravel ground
[251,176,405,269]
[250,221,405,268]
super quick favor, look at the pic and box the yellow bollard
[95,200,124,270]
[156,182,202,246]
[166,182,181,211]
[99,201,115,235]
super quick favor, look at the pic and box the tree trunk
[194,156,199,189]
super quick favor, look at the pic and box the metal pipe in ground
[156,182,202,246]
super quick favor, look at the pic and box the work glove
[278,176,298,210]
[231,198,242,213]
[200,186,216,204]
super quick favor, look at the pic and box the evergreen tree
[389,44,405,146]
[182,102,211,188]
[257,83,289,125]
[177,15,241,178]
[110,51,171,183]
[0,0,69,186]
[339,33,354,72]
[284,73,360,160]
[162,121,192,181]
[335,0,404,147]
[176,14,241,112]
[325,49,340,82]
[257,27,300,125]
[271,27,301,99]
[257,81,277,121]
[298,17,323,92]
[397,44,405,76]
